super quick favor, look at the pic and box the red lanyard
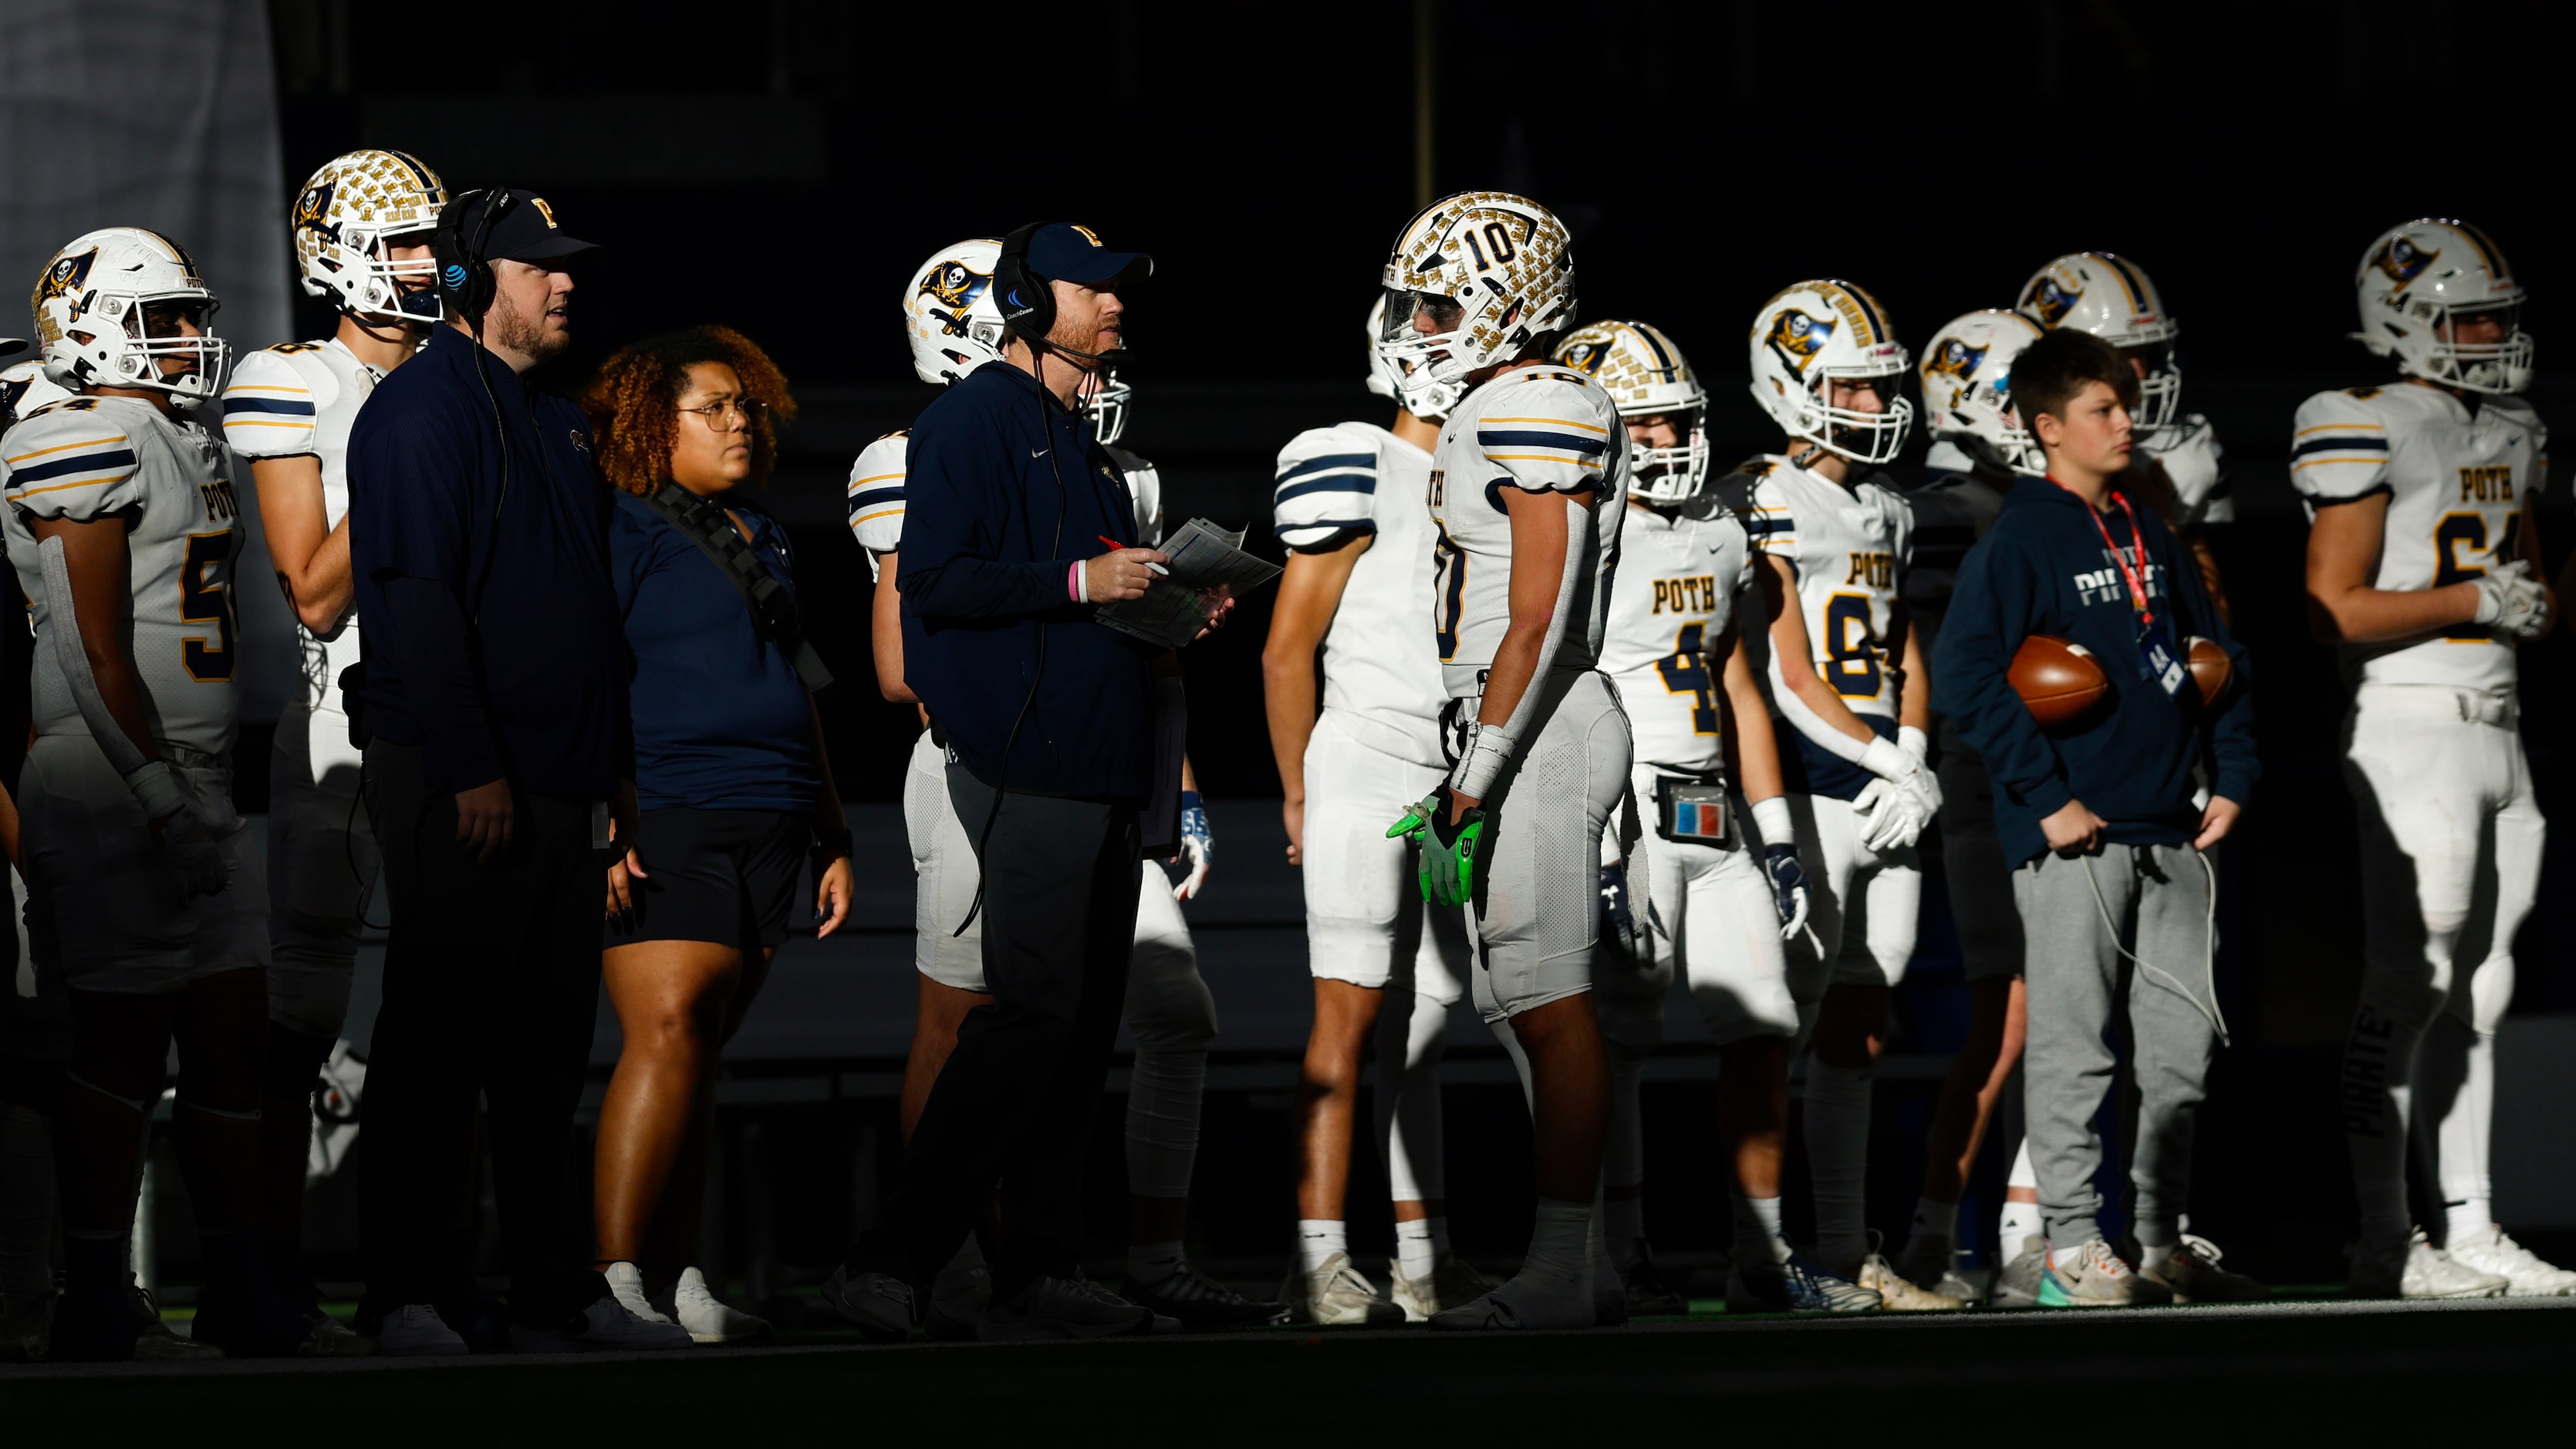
[2056,480,2155,625]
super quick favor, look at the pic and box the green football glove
[1387,788,1486,907]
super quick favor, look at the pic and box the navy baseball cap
[1024,223,1150,286]
[474,187,599,264]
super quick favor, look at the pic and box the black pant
[358,741,607,1323]
[899,766,1139,1296]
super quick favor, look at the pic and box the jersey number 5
[1655,623,1718,736]
[1821,593,1882,698]
[2433,511,2520,643]
[181,531,237,681]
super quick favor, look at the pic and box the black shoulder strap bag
[642,481,836,693]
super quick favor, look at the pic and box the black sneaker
[1620,1242,1691,1316]
[978,1275,1160,1342]
[1125,1265,1288,1329]
[820,1265,918,1343]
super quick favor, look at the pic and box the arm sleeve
[896,416,1082,620]
[846,431,909,583]
[218,349,322,458]
[2290,390,2392,506]
[1272,425,1383,551]
[2,410,147,521]
[1473,377,1615,496]
[1930,528,2073,820]
[376,573,503,790]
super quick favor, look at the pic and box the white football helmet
[2016,252,2181,434]
[2352,218,2532,396]
[32,227,228,409]
[1082,365,1133,444]
[1747,279,1912,466]
[1376,191,1576,413]
[903,238,1006,386]
[2,359,72,424]
[1554,319,1709,505]
[1919,310,2046,478]
[291,148,448,323]
[1364,294,1460,420]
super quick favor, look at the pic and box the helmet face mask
[1920,309,2048,478]
[903,238,1008,387]
[1377,192,1577,410]
[1747,279,1913,468]
[35,228,230,410]
[1366,293,1461,419]
[1554,319,1708,505]
[1082,365,1133,444]
[292,150,449,324]
[2017,252,2183,437]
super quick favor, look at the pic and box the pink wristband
[1069,560,1086,603]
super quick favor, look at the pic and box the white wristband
[1449,721,1520,800]
[1857,735,1909,782]
[125,758,191,823]
[1749,794,1793,846]
[1899,724,1929,765]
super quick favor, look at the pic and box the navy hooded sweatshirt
[1931,475,2257,868]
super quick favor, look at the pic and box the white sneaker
[2442,1227,2576,1297]
[508,1295,694,1353]
[1283,1251,1405,1326]
[1426,1272,1595,1331]
[1993,1234,2048,1308]
[1390,1252,1497,1322]
[1859,1251,1965,1311]
[2038,1237,2140,1308]
[2351,1227,2508,1300]
[373,1303,468,1357]
[928,1248,990,1341]
[663,1267,771,1344]
[603,1262,673,1325]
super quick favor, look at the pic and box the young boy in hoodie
[1931,326,2262,1307]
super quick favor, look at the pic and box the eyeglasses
[678,397,764,428]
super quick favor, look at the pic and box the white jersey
[1725,454,1913,723]
[846,427,1161,575]
[1271,421,1447,766]
[2,360,71,424]
[2,396,242,755]
[2292,381,2549,692]
[1426,364,1626,698]
[1597,499,1753,774]
[2140,413,2230,529]
[220,338,383,715]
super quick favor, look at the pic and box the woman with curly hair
[580,326,855,1344]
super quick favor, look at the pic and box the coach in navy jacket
[1930,476,2256,869]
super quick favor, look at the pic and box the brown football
[2186,636,2233,710]
[2011,634,2109,730]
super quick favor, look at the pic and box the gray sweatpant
[2015,843,2220,1251]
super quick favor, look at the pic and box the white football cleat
[603,1262,673,1325]
[2349,1228,2508,1300]
[2442,1228,2576,1297]
[1285,1251,1406,1326]
[664,1267,771,1344]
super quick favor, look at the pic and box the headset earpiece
[994,222,1052,344]
[433,188,515,326]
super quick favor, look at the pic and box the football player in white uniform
[1723,280,1953,1309]
[1558,320,1875,1315]
[1265,302,1487,1325]
[2017,253,2232,612]
[221,147,447,1355]
[2,228,288,1359]
[2301,219,2573,1299]
[848,240,1276,1330]
[1896,311,2049,1303]
[1381,191,1630,1331]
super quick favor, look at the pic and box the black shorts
[606,808,811,951]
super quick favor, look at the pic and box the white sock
[1296,1219,1346,1275]
[1997,1137,2042,1255]
[1517,1197,1592,1293]
[1905,1196,1958,1259]
[1395,1218,1437,1281]
[1604,1194,1645,1254]
[2342,1003,2419,1241]
[1127,1239,1185,1289]
[1804,1060,1873,1272]
[2135,1223,2179,1269]
[2435,1026,2497,1243]
[1732,1194,1791,1265]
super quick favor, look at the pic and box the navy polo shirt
[611,489,817,813]
[898,362,1156,804]
[347,324,629,796]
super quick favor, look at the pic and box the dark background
[244,0,2576,1278]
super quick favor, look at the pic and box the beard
[491,285,564,362]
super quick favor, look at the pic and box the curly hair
[581,325,798,497]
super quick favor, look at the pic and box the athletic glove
[2472,558,2551,640]
[1173,789,1212,900]
[1853,728,1940,852]
[1761,842,1811,942]
[1388,786,1485,907]
[1599,861,1645,963]
[127,758,229,900]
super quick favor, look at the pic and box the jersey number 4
[181,531,236,681]
[2433,511,2520,643]
[1655,623,1718,736]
